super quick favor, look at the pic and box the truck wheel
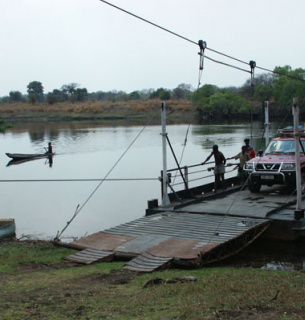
[248,181,261,193]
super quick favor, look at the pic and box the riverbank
[1,239,305,319]
[0,99,199,125]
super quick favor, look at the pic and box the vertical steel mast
[293,98,304,219]
[264,101,270,147]
[161,102,170,206]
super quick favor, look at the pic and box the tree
[128,91,140,100]
[0,96,10,104]
[172,83,193,99]
[272,66,305,111]
[9,91,22,102]
[28,92,38,105]
[46,89,67,104]
[149,88,171,100]
[240,73,273,99]
[61,83,79,96]
[75,88,88,102]
[209,92,250,116]
[27,81,44,102]
[190,84,218,109]
[159,89,171,100]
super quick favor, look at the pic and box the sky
[1,0,305,96]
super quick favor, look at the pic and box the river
[0,120,278,241]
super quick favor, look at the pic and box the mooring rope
[55,113,157,240]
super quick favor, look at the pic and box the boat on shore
[5,152,54,160]
[0,219,16,239]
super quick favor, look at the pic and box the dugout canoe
[5,152,55,160]
[0,219,16,239]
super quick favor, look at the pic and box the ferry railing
[160,161,239,203]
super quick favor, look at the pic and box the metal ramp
[64,248,114,265]
[65,212,270,270]
[123,252,173,272]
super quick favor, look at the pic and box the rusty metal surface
[115,234,171,255]
[65,248,114,265]
[123,252,173,272]
[68,232,134,250]
[147,238,220,259]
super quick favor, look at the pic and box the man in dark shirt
[202,145,226,192]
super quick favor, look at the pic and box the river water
[0,120,277,241]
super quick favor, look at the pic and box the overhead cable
[98,0,305,82]
[0,178,157,182]
[98,0,197,46]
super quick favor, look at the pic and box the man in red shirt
[244,138,255,159]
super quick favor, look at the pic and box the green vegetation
[191,66,305,119]
[0,120,12,132]
[1,240,305,319]
[1,66,305,122]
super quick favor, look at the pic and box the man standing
[202,145,226,193]
[228,146,251,183]
[244,138,255,159]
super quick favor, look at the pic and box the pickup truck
[244,135,305,192]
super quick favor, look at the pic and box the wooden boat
[0,219,16,239]
[5,152,54,160]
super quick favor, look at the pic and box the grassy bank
[0,99,199,125]
[1,240,305,319]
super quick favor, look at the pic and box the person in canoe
[45,142,53,154]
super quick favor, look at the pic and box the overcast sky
[1,0,304,96]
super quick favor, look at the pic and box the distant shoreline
[0,99,200,125]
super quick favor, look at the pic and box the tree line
[191,65,305,119]
[1,83,193,105]
[1,65,305,119]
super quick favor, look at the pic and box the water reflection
[6,156,54,167]
[261,262,295,271]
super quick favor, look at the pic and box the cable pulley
[197,40,207,88]
[249,60,256,87]
[198,40,207,70]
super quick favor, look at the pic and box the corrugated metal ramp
[65,248,114,265]
[123,253,173,272]
[67,212,270,271]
